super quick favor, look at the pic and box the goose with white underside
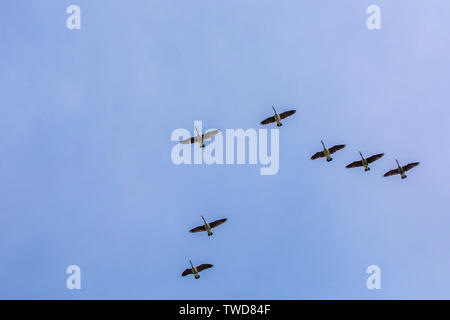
[181,260,213,279]
[189,216,227,236]
[180,126,220,148]
[383,160,420,179]
[346,152,384,171]
[311,140,346,162]
[260,106,296,127]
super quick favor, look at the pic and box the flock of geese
[180,106,420,279]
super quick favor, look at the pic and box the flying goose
[346,152,384,171]
[189,216,227,236]
[180,126,220,148]
[181,260,213,279]
[260,106,296,127]
[383,160,420,179]
[311,140,346,162]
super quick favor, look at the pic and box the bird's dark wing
[311,151,325,160]
[196,264,213,272]
[346,160,363,168]
[209,218,227,229]
[279,110,296,120]
[182,268,193,276]
[366,153,384,164]
[180,136,198,144]
[328,144,346,154]
[260,116,276,125]
[383,169,399,177]
[403,162,420,172]
[189,225,206,233]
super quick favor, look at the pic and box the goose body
[311,140,346,162]
[189,216,227,236]
[384,160,420,179]
[346,152,384,171]
[180,126,220,148]
[323,142,332,162]
[203,216,212,236]
[260,106,296,127]
[182,260,213,279]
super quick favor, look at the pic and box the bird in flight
[189,216,228,237]
[180,126,220,148]
[311,140,346,162]
[383,160,420,179]
[260,106,296,127]
[181,260,213,279]
[346,152,384,171]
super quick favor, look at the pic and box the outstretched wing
[182,268,193,276]
[203,129,220,141]
[403,162,420,172]
[366,153,384,164]
[279,110,296,119]
[260,116,276,125]
[311,151,325,160]
[346,160,363,168]
[196,264,213,272]
[189,225,206,233]
[383,169,399,177]
[209,218,227,229]
[329,144,346,154]
[180,136,199,144]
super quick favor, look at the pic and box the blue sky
[1,0,450,299]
